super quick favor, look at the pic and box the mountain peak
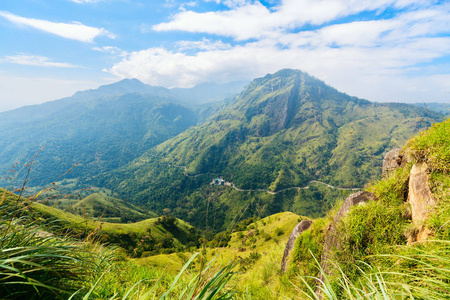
[114,78,146,86]
[99,78,150,92]
[272,68,304,77]
[69,78,171,100]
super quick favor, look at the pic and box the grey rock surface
[382,148,402,178]
[280,220,313,273]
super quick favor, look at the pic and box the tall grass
[0,188,238,299]
[297,240,450,300]
[0,189,99,299]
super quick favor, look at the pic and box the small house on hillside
[210,177,225,186]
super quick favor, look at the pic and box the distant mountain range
[0,70,445,230]
[412,102,450,115]
[0,79,246,187]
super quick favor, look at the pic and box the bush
[275,227,284,236]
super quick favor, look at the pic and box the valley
[2,0,449,298]
[0,69,449,300]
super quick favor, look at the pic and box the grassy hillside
[66,192,156,223]
[285,118,450,298]
[30,201,200,256]
[136,211,305,298]
[0,188,236,300]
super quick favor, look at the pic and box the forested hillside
[90,69,442,229]
[0,79,244,188]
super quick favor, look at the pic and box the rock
[407,225,432,245]
[407,162,435,244]
[382,148,402,178]
[319,191,376,282]
[280,220,313,273]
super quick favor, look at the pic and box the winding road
[153,157,361,194]
[229,180,360,194]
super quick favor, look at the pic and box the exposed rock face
[407,162,435,244]
[280,220,313,273]
[319,191,376,280]
[382,148,402,178]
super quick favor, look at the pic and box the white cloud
[107,2,450,103]
[204,0,251,8]
[153,3,272,40]
[0,54,83,68]
[154,0,439,41]
[181,1,198,8]
[176,38,232,51]
[92,46,127,56]
[0,11,115,43]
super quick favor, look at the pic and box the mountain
[94,69,442,229]
[0,79,247,188]
[283,118,450,298]
[1,106,448,300]
[0,83,192,188]
[66,192,156,223]
[171,81,248,105]
[412,102,450,115]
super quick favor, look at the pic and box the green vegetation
[67,192,156,223]
[95,69,440,230]
[0,188,237,299]
[0,189,115,299]
[30,201,200,257]
[0,92,198,188]
[1,71,449,299]
[206,212,305,299]
[413,102,450,115]
[405,118,450,172]
[289,216,329,290]
[287,118,450,299]
[1,113,449,300]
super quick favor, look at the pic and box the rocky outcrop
[407,162,436,244]
[319,191,376,280]
[280,220,313,273]
[382,148,402,178]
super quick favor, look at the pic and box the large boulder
[407,162,435,244]
[382,148,402,178]
[280,220,313,273]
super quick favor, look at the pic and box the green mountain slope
[0,79,245,189]
[97,69,442,229]
[66,193,156,223]
[286,118,450,298]
[0,89,197,188]
[30,200,199,256]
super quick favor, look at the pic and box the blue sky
[0,0,449,111]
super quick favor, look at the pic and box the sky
[0,0,449,112]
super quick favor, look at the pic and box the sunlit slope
[98,69,441,227]
[31,202,198,255]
